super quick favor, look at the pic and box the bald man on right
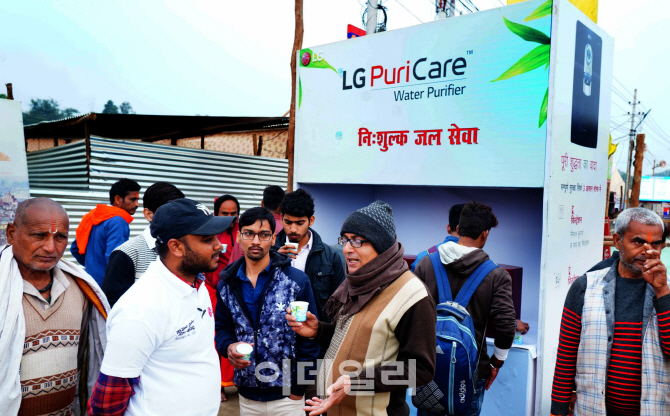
[0,198,109,416]
[551,208,670,416]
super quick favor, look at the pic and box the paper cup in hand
[285,242,299,253]
[290,301,309,322]
[236,343,253,361]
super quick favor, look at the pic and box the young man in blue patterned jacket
[215,207,320,416]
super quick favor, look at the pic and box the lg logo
[301,51,324,67]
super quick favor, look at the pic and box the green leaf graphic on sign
[524,0,552,22]
[299,48,337,73]
[503,17,550,44]
[538,87,548,127]
[493,10,551,129]
[298,76,302,109]
[491,44,550,82]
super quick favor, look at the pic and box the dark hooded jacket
[414,242,517,377]
[214,250,319,401]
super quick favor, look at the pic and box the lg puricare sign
[295,0,554,187]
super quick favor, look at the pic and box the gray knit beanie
[340,200,396,254]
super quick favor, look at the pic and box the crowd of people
[0,177,668,416]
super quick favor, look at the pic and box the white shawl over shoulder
[0,245,109,416]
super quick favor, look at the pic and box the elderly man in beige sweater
[0,198,109,416]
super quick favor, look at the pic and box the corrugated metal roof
[28,137,288,263]
[23,112,289,142]
[24,112,94,128]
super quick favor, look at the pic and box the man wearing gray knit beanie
[339,200,397,256]
[286,200,437,416]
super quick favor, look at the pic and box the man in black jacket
[273,189,345,324]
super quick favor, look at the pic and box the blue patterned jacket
[214,250,319,400]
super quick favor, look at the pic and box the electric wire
[610,101,629,114]
[610,119,631,131]
[394,0,424,23]
[462,0,479,12]
[611,87,632,104]
[612,76,634,99]
[458,0,474,13]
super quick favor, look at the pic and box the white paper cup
[290,301,309,322]
[236,343,253,361]
[513,331,524,345]
[285,242,299,252]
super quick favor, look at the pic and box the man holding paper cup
[215,207,320,416]
[273,188,346,325]
[287,200,437,416]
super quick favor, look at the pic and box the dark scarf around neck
[325,241,408,323]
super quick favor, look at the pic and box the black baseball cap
[150,198,235,244]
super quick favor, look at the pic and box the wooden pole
[5,83,13,100]
[629,133,645,208]
[605,178,611,217]
[624,89,638,209]
[252,133,258,156]
[286,0,303,192]
[84,121,91,185]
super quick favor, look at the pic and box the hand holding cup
[286,305,319,338]
[279,242,299,259]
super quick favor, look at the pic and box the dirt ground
[218,386,241,416]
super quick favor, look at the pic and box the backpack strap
[427,245,439,254]
[453,259,498,307]
[428,252,451,303]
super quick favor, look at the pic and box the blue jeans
[417,378,486,416]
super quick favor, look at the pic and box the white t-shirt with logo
[100,259,220,416]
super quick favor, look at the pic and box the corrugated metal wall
[28,137,288,262]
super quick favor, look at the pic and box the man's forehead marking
[27,217,67,232]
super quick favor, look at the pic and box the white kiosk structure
[295,0,613,414]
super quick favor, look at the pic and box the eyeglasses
[241,231,273,241]
[337,237,370,248]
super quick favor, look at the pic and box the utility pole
[623,88,638,209]
[629,134,645,208]
[436,0,456,20]
[366,0,380,34]
[286,0,303,192]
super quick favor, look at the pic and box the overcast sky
[1,0,668,174]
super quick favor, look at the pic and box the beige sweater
[19,270,86,416]
[317,272,436,416]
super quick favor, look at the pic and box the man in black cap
[88,199,234,416]
[287,200,436,416]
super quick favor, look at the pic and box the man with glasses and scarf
[286,200,436,416]
[215,207,319,416]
